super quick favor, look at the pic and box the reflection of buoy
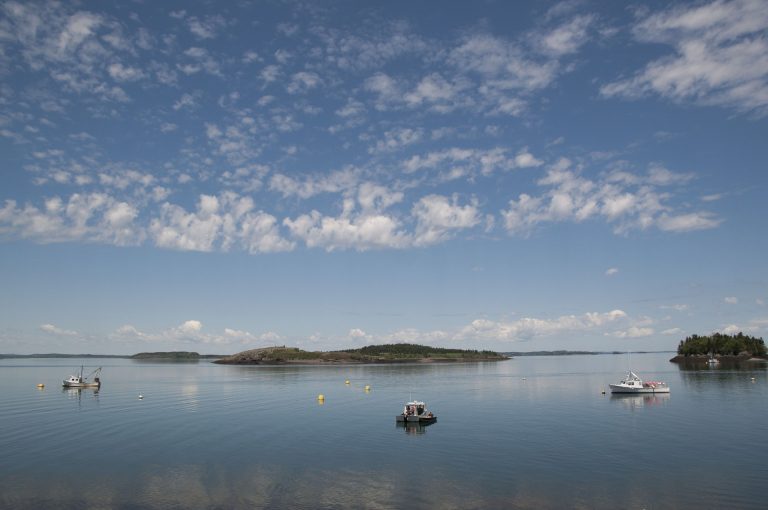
[36,383,45,389]
[345,380,350,385]
[138,394,144,399]
[317,394,325,401]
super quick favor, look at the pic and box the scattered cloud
[601,0,768,116]
[724,296,738,304]
[501,159,721,235]
[605,267,619,276]
[40,323,78,336]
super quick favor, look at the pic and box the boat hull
[62,382,101,388]
[609,384,669,394]
[396,414,437,423]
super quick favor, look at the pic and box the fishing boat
[396,400,437,423]
[62,366,102,388]
[609,371,670,394]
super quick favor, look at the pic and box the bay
[1,353,766,509]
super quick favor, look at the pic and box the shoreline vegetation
[670,332,767,363]
[214,344,508,365]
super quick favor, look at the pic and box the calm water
[1,353,766,509]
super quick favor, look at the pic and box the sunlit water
[1,353,766,509]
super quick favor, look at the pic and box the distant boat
[707,354,720,364]
[62,366,102,388]
[396,400,437,423]
[609,371,670,394]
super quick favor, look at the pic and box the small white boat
[396,400,437,423]
[707,356,720,364]
[62,366,102,388]
[609,371,670,394]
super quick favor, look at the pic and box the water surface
[1,353,766,509]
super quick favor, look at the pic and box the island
[669,332,767,363]
[213,343,509,364]
[130,351,224,360]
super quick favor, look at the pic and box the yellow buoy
[36,383,45,389]
[364,385,371,391]
[345,380,350,385]
[317,394,325,401]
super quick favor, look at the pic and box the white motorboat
[707,356,720,364]
[396,400,437,423]
[62,366,102,388]
[609,371,670,394]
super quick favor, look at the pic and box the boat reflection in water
[395,421,435,435]
[610,392,669,410]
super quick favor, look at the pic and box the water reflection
[62,387,100,410]
[610,393,670,410]
[395,421,434,436]
[674,359,767,372]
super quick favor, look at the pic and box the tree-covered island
[670,332,767,362]
[214,344,508,364]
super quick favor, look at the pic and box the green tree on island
[677,332,766,357]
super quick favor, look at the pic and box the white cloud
[724,296,739,304]
[284,206,409,252]
[661,327,684,335]
[112,321,279,347]
[538,14,595,56]
[412,194,481,246]
[364,72,400,110]
[149,192,294,253]
[404,73,460,111]
[173,92,199,111]
[286,71,321,94]
[402,147,542,180]
[601,0,768,115]
[369,128,422,154]
[501,159,721,235]
[457,309,628,342]
[609,326,654,338]
[269,167,360,199]
[0,193,144,246]
[40,323,78,336]
[660,304,690,312]
[187,15,227,39]
[656,212,723,232]
[605,267,619,276]
[107,63,145,82]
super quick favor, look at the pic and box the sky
[1,0,767,355]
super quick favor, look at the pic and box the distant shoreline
[503,350,673,357]
[1,350,677,360]
[0,352,224,360]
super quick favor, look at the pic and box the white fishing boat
[396,400,437,423]
[62,366,102,388]
[609,371,670,394]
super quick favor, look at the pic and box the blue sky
[1,0,767,354]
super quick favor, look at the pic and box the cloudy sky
[1,0,767,354]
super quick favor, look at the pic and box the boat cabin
[403,400,426,416]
